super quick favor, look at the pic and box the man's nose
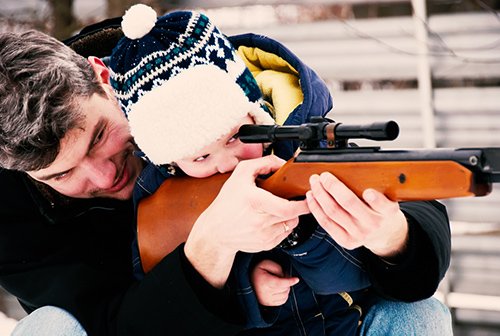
[81,158,117,189]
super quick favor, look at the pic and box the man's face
[28,90,143,200]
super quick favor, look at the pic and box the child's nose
[216,156,239,174]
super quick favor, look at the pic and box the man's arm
[0,248,245,335]
[362,200,451,301]
[0,170,243,335]
[185,155,310,288]
[0,157,310,335]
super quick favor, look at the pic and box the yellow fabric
[237,46,303,126]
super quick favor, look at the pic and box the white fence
[220,3,500,331]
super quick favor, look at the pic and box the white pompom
[121,4,157,40]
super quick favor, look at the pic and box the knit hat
[109,5,274,165]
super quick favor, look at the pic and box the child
[110,5,370,334]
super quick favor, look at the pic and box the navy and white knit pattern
[109,11,254,116]
[108,7,275,165]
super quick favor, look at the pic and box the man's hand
[306,172,408,258]
[185,155,310,288]
[251,260,299,307]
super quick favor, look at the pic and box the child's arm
[306,172,408,258]
[305,171,451,302]
[251,259,299,307]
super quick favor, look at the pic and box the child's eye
[227,133,239,144]
[194,154,209,162]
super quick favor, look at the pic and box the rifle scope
[238,119,399,143]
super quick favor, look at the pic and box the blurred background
[1,0,499,335]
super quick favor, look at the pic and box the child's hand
[251,259,299,307]
[306,172,409,258]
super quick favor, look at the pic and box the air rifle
[238,116,500,200]
[137,117,500,272]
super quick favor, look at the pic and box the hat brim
[128,64,273,164]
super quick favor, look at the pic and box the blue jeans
[361,297,453,336]
[11,306,87,336]
[11,297,451,335]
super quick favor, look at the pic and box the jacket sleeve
[113,247,246,335]
[0,249,244,336]
[361,200,451,301]
[0,171,244,336]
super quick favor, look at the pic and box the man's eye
[53,172,69,181]
[93,129,105,146]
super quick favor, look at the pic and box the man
[0,27,305,335]
[0,21,452,336]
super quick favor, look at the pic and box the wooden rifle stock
[137,146,499,273]
[138,173,230,273]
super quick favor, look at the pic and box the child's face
[175,114,264,178]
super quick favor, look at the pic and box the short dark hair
[0,30,106,171]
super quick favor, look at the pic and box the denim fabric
[233,226,451,335]
[283,224,371,295]
[238,286,452,336]
[234,250,368,334]
[132,161,170,205]
[12,306,87,336]
[236,257,364,336]
[360,297,453,336]
[10,298,452,336]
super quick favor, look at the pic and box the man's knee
[12,306,87,336]
[360,297,452,335]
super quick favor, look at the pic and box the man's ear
[87,56,110,84]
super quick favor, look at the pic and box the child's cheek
[240,143,264,160]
